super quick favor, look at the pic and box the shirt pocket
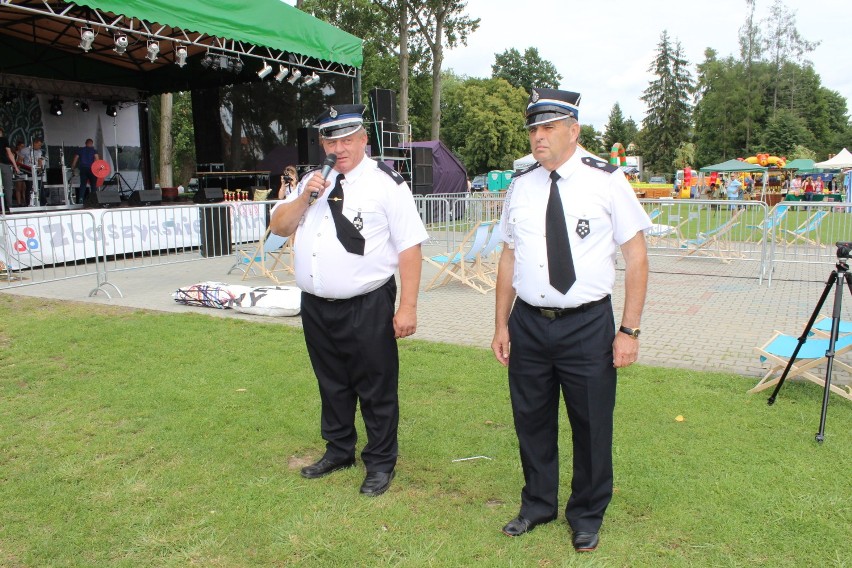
[565,202,608,245]
[343,202,383,235]
[506,205,534,242]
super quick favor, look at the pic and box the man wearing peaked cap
[491,87,652,551]
[269,102,427,498]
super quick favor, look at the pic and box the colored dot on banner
[23,227,36,238]
[14,240,27,252]
[27,238,39,250]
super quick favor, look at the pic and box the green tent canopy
[782,158,816,171]
[699,159,767,173]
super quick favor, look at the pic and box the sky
[442,0,851,130]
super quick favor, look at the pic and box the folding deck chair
[784,209,828,246]
[679,209,744,261]
[745,204,788,243]
[231,227,294,284]
[750,330,852,401]
[470,223,504,292]
[423,221,493,293]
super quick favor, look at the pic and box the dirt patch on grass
[286,455,316,470]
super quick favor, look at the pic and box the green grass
[1,295,850,567]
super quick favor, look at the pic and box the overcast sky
[285,0,850,134]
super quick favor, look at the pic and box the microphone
[309,153,337,204]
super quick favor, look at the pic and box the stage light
[287,68,302,85]
[79,27,95,52]
[81,101,90,112]
[274,65,289,82]
[146,40,160,63]
[74,99,81,108]
[2,93,14,106]
[232,58,244,74]
[49,97,64,116]
[257,61,273,79]
[200,52,213,68]
[114,34,128,54]
[175,46,188,67]
[218,55,229,70]
[303,72,320,87]
[105,102,118,117]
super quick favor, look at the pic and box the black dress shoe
[300,457,355,479]
[359,470,395,496]
[501,515,556,537]
[572,531,599,552]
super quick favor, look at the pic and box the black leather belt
[516,295,610,320]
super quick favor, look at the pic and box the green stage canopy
[76,0,363,68]
[782,158,816,171]
[699,159,767,173]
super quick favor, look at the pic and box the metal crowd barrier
[414,192,506,251]
[1,209,102,290]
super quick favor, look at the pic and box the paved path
[3,251,851,386]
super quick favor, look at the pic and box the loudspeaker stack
[85,190,122,208]
[129,189,163,206]
[412,146,433,195]
[297,127,323,166]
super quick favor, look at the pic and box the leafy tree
[694,49,751,164]
[149,92,195,186]
[640,30,694,174]
[408,0,480,139]
[760,108,814,156]
[579,124,603,156]
[603,103,630,152]
[491,47,561,93]
[440,76,528,173]
[738,0,763,151]
[673,142,696,169]
[789,144,816,160]
[623,118,639,149]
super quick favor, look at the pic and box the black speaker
[414,165,433,185]
[297,127,323,166]
[199,207,232,258]
[85,190,121,208]
[45,186,66,206]
[129,189,162,206]
[193,187,224,203]
[46,167,63,185]
[413,146,433,166]
[369,88,397,124]
[413,183,433,196]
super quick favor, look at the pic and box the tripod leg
[815,270,850,442]
[767,271,837,405]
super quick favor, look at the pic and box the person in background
[19,138,45,204]
[491,87,651,553]
[0,126,22,211]
[13,141,26,206]
[70,138,100,204]
[802,176,815,201]
[791,175,802,196]
[277,165,298,199]
[813,175,824,194]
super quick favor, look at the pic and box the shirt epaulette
[514,162,541,178]
[581,156,618,174]
[375,160,405,185]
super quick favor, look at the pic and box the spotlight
[218,55,229,71]
[274,65,289,82]
[81,101,90,112]
[200,52,213,68]
[231,58,244,74]
[79,27,95,52]
[175,46,188,67]
[74,99,81,108]
[257,61,273,79]
[105,102,118,117]
[146,40,160,63]
[2,93,14,106]
[49,97,64,116]
[287,68,302,85]
[303,72,320,87]
[114,34,128,54]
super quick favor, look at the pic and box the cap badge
[531,89,540,103]
[329,107,338,118]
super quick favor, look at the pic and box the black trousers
[300,277,399,472]
[507,297,616,533]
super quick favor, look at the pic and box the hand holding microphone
[308,153,338,205]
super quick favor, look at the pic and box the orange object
[91,159,111,178]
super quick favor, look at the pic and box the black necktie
[546,170,576,294]
[327,174,365,256]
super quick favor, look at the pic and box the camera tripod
[767,242,852,443]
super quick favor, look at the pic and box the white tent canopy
[513,154,536,171]
[815,148,852,169]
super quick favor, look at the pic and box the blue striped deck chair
[746,204,788,243]
[679,209,744,261]
[749,330,852,401]
[235,227,293,284]
[424,221,493,292]
[812,315,852,338]
[785,209,828,246]
[471,222,505,292]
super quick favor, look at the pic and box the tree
[640,30,694,173]
[440,76,528,173]
[738,0,763,151]
[603,103,629,152]
[491,47,561,93]
[159,93,173,187]
[673,142,696,169]
[760,108,815,156]
[407,0,479,139]
[578,124,603,156]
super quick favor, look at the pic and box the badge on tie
[576,219,590,239]
[353,211,363,231]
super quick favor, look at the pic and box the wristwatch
[619,325,641,339]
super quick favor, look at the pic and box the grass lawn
[1,295,850,567]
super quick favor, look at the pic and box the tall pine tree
[640,30,694,174]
